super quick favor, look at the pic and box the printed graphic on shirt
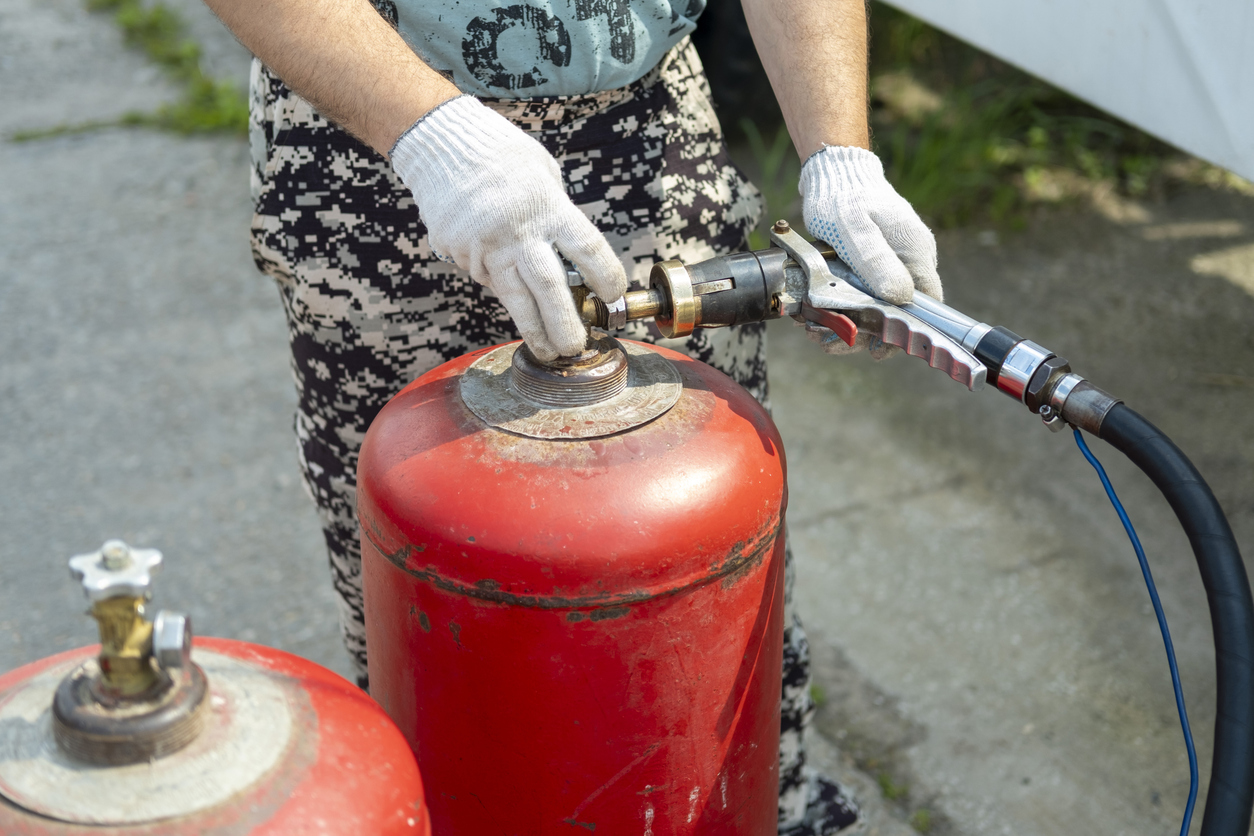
[574,0,634,63]
[463,6,572,90]
[389,0,705,97]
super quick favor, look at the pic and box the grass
[876,772,935,833]
[735,2,1251,232]
[808,682,827,708]
[740,119,801,249]
[877,771,909,801]
[867,3,1168,228]
[11,0,246,142]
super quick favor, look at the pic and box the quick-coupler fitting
[969,326,1121,434]
[972,326,1066,405]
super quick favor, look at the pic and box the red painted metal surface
[0,638,430,835]
[358,340,787,835]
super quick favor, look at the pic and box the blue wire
[1073,429,1199,836]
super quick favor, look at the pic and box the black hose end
[1100,404,1254,836]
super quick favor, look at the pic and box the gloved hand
[390,95,627,362]
[799,145,941,357]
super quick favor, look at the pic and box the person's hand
[799,145,941,357]
[390,95,627,361]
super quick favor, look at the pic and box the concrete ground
[0,0,344,677]
[2,1,1252,834]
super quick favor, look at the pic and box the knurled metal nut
[152,611,192,670]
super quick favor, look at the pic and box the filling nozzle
[570,237,1118,432]
[573,247,791,339]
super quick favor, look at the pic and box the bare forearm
[741,0,870,159]
[204,0,461,155]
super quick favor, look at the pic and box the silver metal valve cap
[68,541,163,602]
[152,611,192,670]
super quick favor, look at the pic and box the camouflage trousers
[248,38,853,834]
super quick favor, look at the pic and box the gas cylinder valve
[54,540,208,765]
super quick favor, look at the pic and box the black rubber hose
[1099,403,1254,836]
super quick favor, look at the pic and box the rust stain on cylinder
[363,518,780,613]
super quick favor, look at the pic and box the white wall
[884,0,1254,181]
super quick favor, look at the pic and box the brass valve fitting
[57,540,207,765]
[70,540,165,696]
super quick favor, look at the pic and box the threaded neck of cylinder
[511,338,630,408]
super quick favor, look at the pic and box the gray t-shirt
[378,0,705,98]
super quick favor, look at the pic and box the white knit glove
[390,95,627,361]
[800,145,942,357]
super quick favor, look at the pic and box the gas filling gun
[571,219,1254,836]
[574,218,1110,434]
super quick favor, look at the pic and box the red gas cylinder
[358,338,787,835]
[0,542,430,835]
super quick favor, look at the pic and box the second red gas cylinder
[359,338,787,835]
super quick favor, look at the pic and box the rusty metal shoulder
[362,519,782,612]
